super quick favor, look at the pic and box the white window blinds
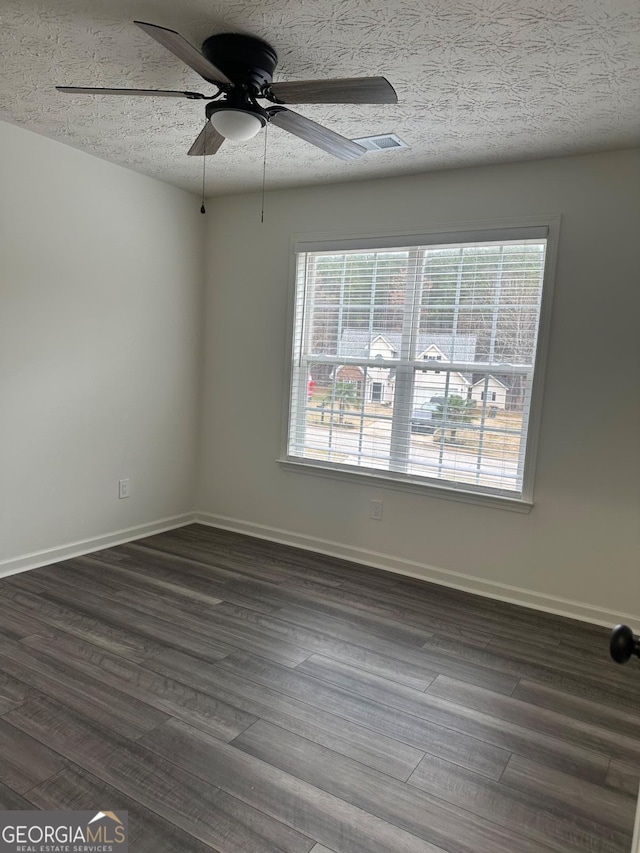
[287,231,549,500]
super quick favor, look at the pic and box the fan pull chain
[200,123,207,214]
[261,124,268,223]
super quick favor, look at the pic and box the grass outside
[305,393,391,428]
[300,448,351,463]
[305,393,524,460]
[434,410,524,459]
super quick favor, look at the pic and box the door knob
[610,624,640,664]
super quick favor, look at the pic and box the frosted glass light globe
[210,110,263,141]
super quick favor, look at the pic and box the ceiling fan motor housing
[201,33,278,90]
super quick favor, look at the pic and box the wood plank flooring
[0,523,638,853]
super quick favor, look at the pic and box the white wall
[0,120,203,569]
[198,149,640,625]
[2,127,636,624]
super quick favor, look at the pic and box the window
[286,225,554,504]
[371,382,384,402]
[423,354,442,373]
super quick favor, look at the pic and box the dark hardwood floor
[1,523,638,852]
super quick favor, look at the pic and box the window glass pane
[307,252,410,358]
[406,370,528,491]
[289,236,547,499]
[289,362,392,470]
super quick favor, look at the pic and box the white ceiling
[2,0,639,196]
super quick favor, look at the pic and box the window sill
[277,457,534,513]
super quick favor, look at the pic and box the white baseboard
[4,508,635,631]
[195,512,639,630]
[0,512,197,578]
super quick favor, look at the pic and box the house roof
[472,375,509,389]
[338,330,477,363]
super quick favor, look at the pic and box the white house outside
[334,331,470,406]
[333,331,512,410]
[470,375,509,409]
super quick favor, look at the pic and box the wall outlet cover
[370,500,383,520]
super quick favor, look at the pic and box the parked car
[410,396,447,433]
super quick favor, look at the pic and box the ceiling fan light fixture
[209,109,264,141]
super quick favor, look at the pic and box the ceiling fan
[56,21,398,161]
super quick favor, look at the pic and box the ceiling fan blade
[187,123,225,156]
[56,86,206,99]
[268,108,365,161]
[270,76,397,105]
[134,21,232,86]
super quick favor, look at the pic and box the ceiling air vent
[352,133,409,152]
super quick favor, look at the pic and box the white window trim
[278,215,561,511]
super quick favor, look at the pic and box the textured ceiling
[2,0,639,196]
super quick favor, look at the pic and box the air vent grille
[352,133,409,152]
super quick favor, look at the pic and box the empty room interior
[1,1,640,851]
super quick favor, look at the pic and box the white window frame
[279,216,560,512]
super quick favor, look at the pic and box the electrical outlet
[370,499,383,520]
[118,478,130,499]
